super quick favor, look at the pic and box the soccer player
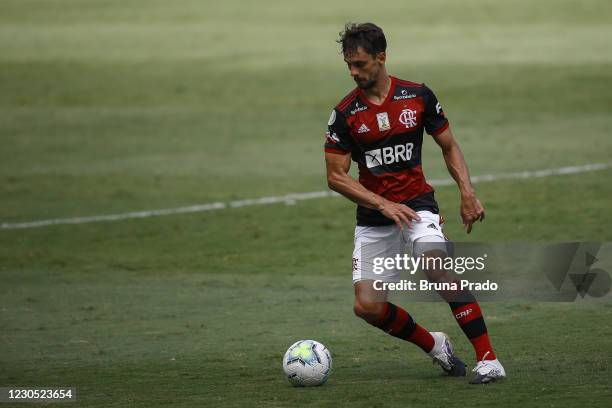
[324,23,506,384]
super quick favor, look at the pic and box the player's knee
[353,299,385,322]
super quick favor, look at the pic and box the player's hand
[460,193,485,234]
[378,200,421,230]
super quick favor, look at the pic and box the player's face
[344,47,385,90]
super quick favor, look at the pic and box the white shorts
[352,211,447,283]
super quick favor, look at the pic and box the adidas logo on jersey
[427,223,438,230]
[357,124,370,133]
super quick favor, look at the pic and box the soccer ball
[282,340,332,387]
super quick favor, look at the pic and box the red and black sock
[449,300,496,361]
[370,302,435,353]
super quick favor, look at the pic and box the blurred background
[1,1,611,406]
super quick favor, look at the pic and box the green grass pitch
[1,0,611,406]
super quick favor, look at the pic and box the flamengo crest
[399,108,417,128]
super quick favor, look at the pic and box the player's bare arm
[433,126,485,234]
[325,151,421,228]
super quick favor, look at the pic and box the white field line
[1,162,610,230]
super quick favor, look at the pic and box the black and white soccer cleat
[429,332,467,377]
[469,352,506,384]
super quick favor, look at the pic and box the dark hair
[338,22,387,57]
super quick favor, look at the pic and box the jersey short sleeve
[324,108,354,155]
[423,85,450,137]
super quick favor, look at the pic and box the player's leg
[352,224,464,376]
[409,211,505,383]
[442,280,506,383]
[445,289,506,383]
[352,224,436,352]
[353,279,435,353]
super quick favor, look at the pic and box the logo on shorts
[427,223,438,230]
[352,257,359,272]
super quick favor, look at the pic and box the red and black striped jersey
[324,76,449,226]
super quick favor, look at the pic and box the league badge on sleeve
[328,110,336,126]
